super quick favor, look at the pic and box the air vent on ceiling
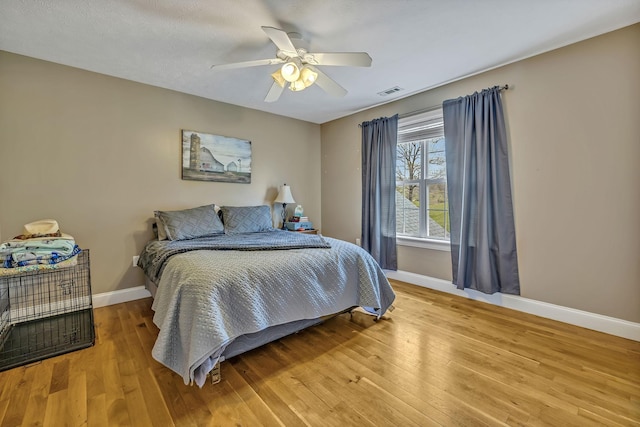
[377,86,403,96]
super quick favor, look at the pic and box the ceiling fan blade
[308,52,372,67]
[264,81,285,103]
[312,67,348,97]
[261,26,298,56]
[211,58,283,71]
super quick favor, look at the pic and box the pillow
[220,205,274,234]
[155,204,224,241]
[154,212,168,240]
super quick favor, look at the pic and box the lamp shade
[274,184,295,204]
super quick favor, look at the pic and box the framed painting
[181,130,251,183]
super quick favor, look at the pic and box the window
[396,108,449,245]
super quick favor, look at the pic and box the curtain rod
[398,84,509,119]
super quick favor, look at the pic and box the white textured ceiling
[1,1,638,124]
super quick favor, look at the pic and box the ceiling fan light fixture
[300,66,318,88]
[289,78,306,92]
[214,27,370,102]
[280,61,300,82]
[271,70,286,87]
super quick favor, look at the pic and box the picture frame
[181,130,251,183]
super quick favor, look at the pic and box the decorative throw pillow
[220,205,274,234]
[155,204,224,241]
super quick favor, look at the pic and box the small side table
[288,229,318,235]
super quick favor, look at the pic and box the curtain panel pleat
[443,87,520,295]
[361,115,398,270]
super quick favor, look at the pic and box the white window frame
[396,108,450,252]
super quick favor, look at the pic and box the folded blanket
[0,237,77,257]
[2,245,81,268]
[0,253,79,276]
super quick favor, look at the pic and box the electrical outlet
[132,256,139,267]
[355,238,361,246]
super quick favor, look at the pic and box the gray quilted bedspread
[138,230,331,284]
[144,235,395,387]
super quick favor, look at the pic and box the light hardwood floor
[0,280,638,426]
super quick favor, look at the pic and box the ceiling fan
[211,26,372,102]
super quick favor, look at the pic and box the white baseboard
[385,270,640,342]
[92,286,151,308]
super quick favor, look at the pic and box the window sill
[397,236,450,252]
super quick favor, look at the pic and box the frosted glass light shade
[300,66,318,87]
[271,70,286,87]
[289,79,306,92]
[280,62,300,83]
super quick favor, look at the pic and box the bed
[137,204,395,387]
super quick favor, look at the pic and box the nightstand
[289,229,318,235]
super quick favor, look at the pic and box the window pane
[396,142,421,181]
[426,183,449,240]
[396,183,420,236]
[396,109,449,243]
[427,137,446,180]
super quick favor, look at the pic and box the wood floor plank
[151,364,199,426]
[239,345,348,427]
[118,357,154,427]
[49,358,70,394]
[231,357,307,426]
[67,371,88,426]
[137,367,176,427]
[86,394,109,427]
[221,362,287,426]
[101,340,132,427]
[82,345,106,399]
[0,279,638,426]
[260,341,382,427]
[16,360,53,426]
[1,366,34,426]
[0,398,10,427]
[42,389,69,427]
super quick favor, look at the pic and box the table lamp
[274,184,295,229]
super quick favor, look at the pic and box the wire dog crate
[0,249,94,371]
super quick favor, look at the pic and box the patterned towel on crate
[0,237,76,256]
[1,244,81,268]
[0,253,80,276]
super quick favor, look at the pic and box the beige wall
[2,24,638,322]
[321,24,640,323]
[0,51,321,295]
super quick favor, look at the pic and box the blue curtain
[361,115,398,270]
[443,87,520,294]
